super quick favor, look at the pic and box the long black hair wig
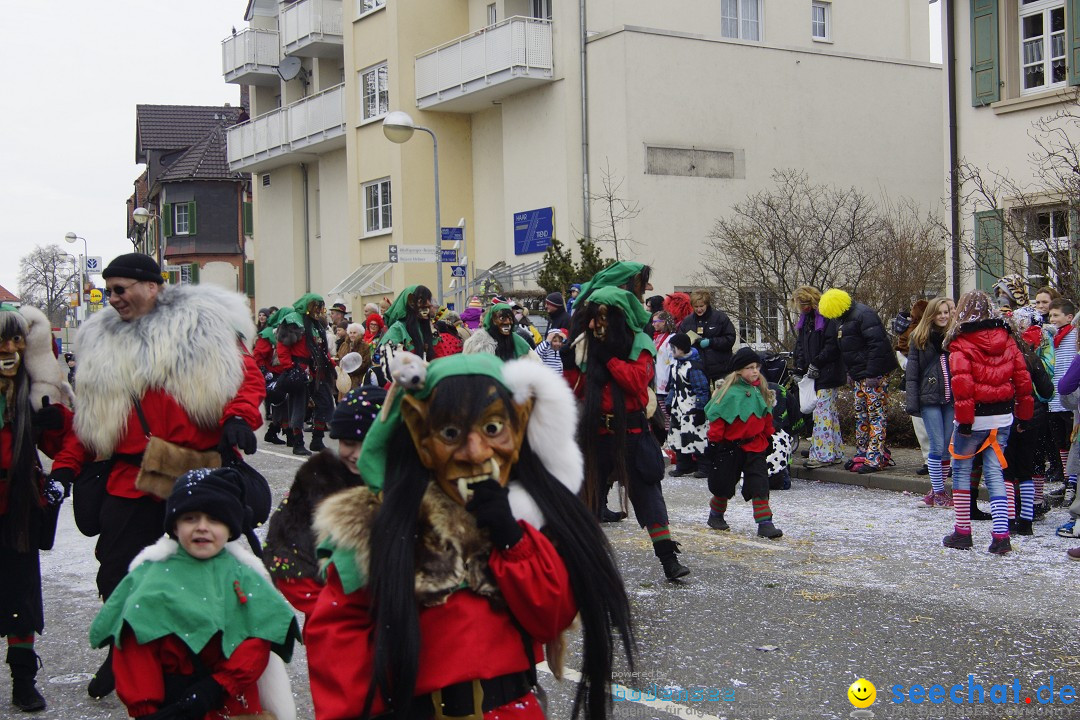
[405,285,434,360]
[364,375,635,720]
[0,311,38,552]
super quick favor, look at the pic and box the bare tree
[18,244,78,326]
[953,88,1080,300]
[702,169,945,350]
[589,160,642,262]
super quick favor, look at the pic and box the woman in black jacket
[905,297,955,507]
[792,286,846,468]
[677,289,737,382]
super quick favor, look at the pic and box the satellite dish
[278,56,304,81]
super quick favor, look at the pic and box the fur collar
[129,535,271,580]
[462,328,498,355]
[73,284,256,456]
[18,305,74,411]
[314,484,501,606]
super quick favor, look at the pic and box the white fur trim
[501,358,583,496]
[507,481,544,528]
[257,652,296,720]
[128,535,178,570]
[17,305,74,410]
[72,284,255,456]
[225,540,273,580]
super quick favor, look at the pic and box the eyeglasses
[103,282,141,299]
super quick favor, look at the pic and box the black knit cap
[669,333,692,354]
[102,253,164,284]
[730,346,763,373]
[545,292,564,306]
[329,386,387,441]
[165,467,246,542]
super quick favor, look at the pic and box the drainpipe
[945,0,961,301]
[579,0,590,240]
[301,162,311,292]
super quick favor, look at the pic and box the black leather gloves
[466,479,523,550]
[219,417,257,455]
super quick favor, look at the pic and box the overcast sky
[0,2,943,299]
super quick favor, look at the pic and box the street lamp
[64,232,89,325]
[132,207,161,267]
[382,110,443,306]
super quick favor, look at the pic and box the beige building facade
[225,0,943,315]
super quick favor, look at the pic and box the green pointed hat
[587,285,653,336]
[576,261,644,306]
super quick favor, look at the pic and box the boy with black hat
[665,333,711,477]
[263,386,386,618]
[703,347,784,538]
[89,466,300,720]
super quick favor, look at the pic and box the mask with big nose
[492,309,515,336]
[0,332,25,378]
[400,386,532,506]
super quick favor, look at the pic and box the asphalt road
[23,437,1080,720]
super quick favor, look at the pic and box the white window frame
[721,0,762,42]
[811,1,831,42]
[487,3,497,25]
[357,0,385,17]
[359,62,389,123]
[1020,0,1066,95]
[1026,207,1071,288]
[174,204,190,236]
[738,289,783,350]
[363,178,392,236]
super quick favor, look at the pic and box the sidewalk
[788,444,999,499]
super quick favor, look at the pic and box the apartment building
[944,0,1080,296]
[226,0,943,320]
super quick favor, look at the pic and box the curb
[788,464,992,500]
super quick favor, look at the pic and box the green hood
[587,285,653,336]
[576,261,643,306]
[383,285,421,329]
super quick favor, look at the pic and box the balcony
[227,83,346,172]
[280,0,344,58]
[415,16,554,113]
[222,28,280,86]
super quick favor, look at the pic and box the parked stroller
[761,351,802,490]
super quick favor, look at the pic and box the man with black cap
[545,291,570,332]
[49,253,266,699]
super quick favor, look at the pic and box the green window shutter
[168,270,179,285]
[162,204,174,237]
[188,202,197,235]
[245,261,255,298]
[189,263,200,285]
[243,202,253,236]
[1070,0,1080,85]
[975,209,1005,292]
[971,0,1000,106]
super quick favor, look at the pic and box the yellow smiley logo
[848,678,876,708]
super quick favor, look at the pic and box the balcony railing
[227,83,346,172]
[416,16,554,113]
[222,28,280,86]
[280,0,344,58]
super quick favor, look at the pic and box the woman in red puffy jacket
[943,290,1033,555]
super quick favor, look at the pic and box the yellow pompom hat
[818,288,852,320]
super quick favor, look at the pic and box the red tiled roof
[0,285,20,303]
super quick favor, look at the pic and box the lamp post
[382,110,443,306]
[64,232,88,325]
[132,207,160,267]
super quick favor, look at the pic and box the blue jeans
[951,425,1011,497]
[920,404,955,458]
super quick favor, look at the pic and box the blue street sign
[450,265,467,278]
[439,248,458,263]
[441,227,464,243]
[513,207,553,255]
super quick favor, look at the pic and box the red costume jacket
[113,628,270,719]
[706,411,774,454]
[52,351,265,499]
[304,522,576,720]
[0,407,73,514]
[253,337,277,374]
[564,350,653,433]
[948,326,1033,425]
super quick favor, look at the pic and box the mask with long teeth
[493,310,515,336]
[0,332,25,378]
[401,389,531,507]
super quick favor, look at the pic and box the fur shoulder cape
[73,284,256,456]
[314,483,501,603]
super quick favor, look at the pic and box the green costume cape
[484,303,532,358]
[584,286,656,363]
[89,544,300,662]
[704,378,770,424]
[576,262,645,306]
[380,285,438,352]
[356,354,507,494]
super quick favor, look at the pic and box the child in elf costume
[304,352,634,719]
[703,347,783,539]
[89,467,300,720]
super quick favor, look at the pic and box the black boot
[7,647,45,712]
[263,423,286,445]
[87,646,114,699]
[970,489,992,521]
[309,429,326,452]
[653,539,690,581]
[292,430,312,457]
